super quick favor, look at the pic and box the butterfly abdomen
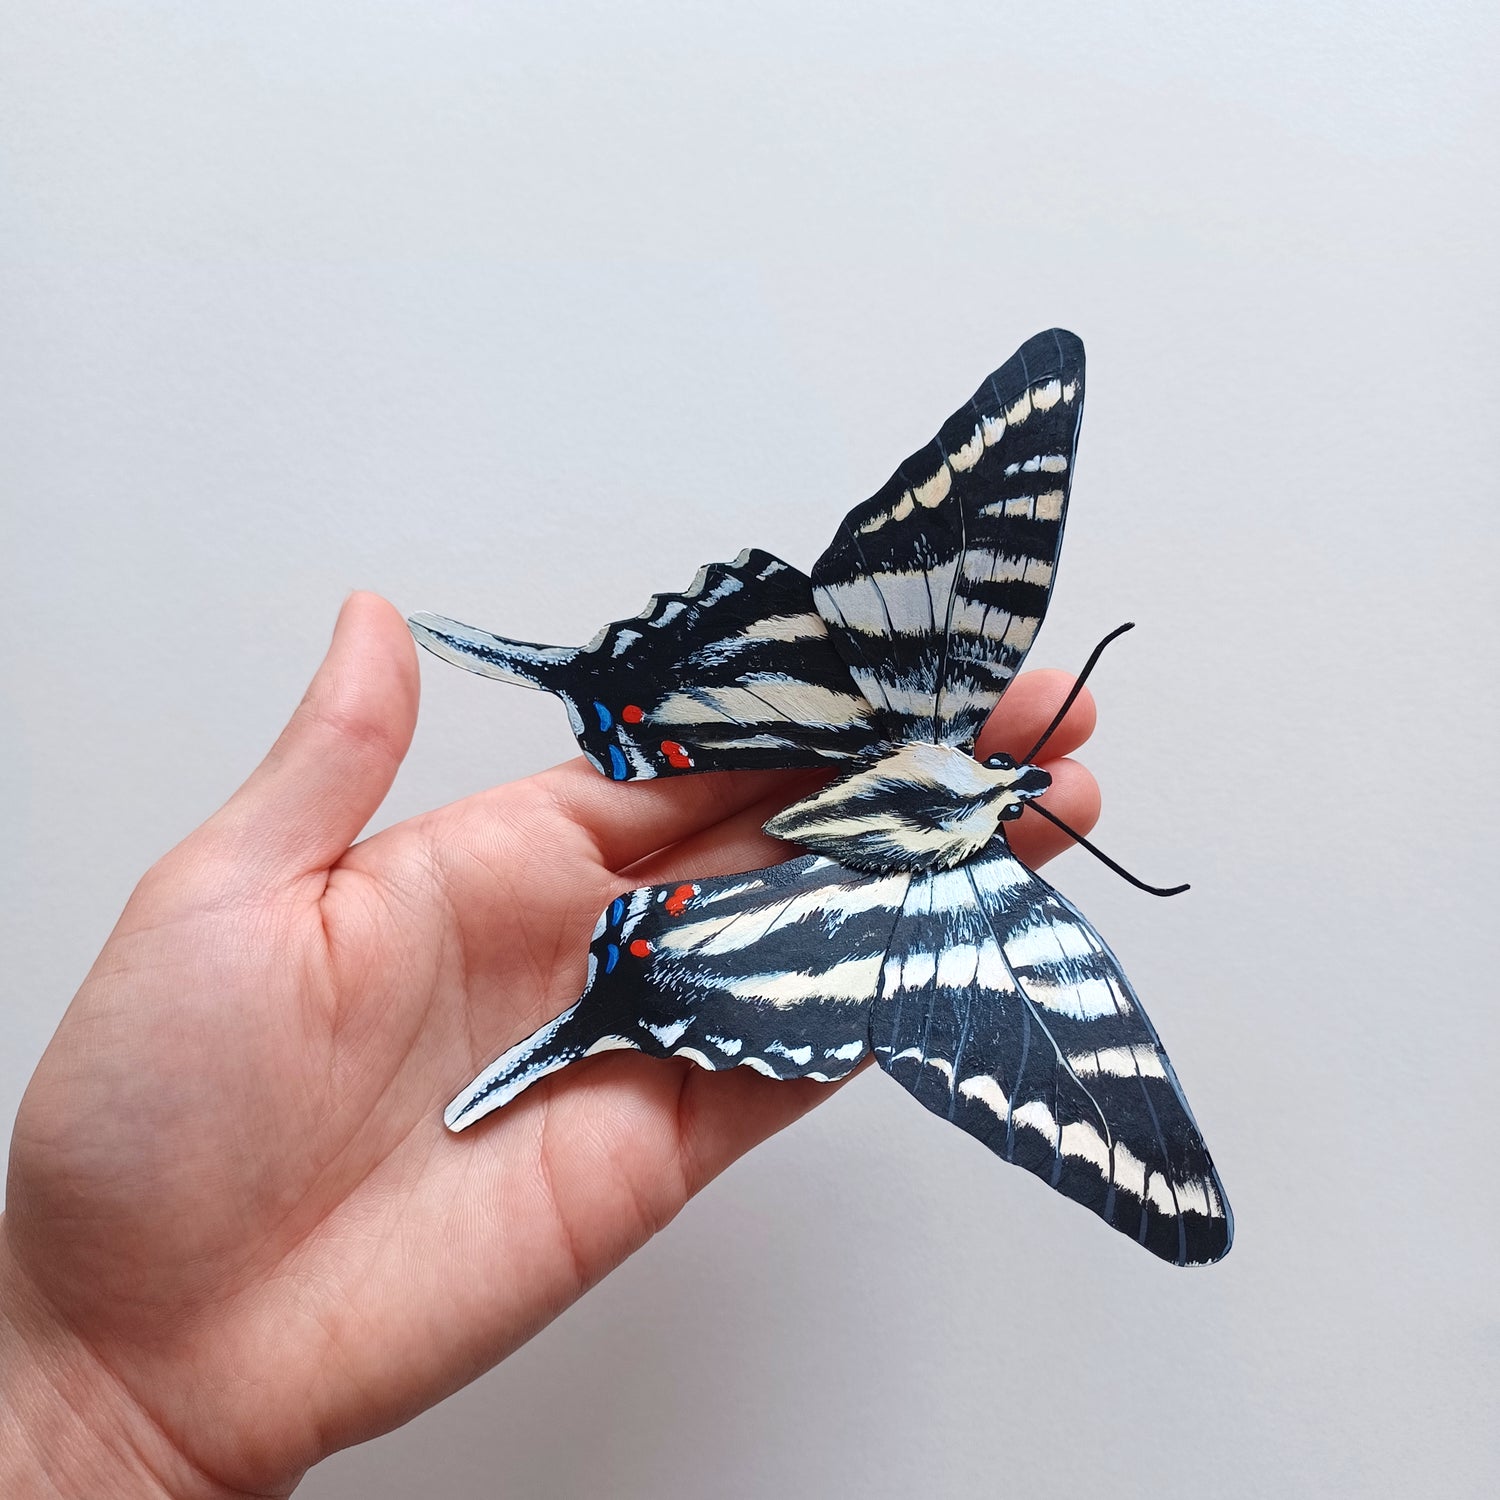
[764,741,1049,873]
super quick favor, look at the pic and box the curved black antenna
[1025,800,1190,897]
[1022,621,1136,765]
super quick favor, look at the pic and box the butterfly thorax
[763,741,1050,874]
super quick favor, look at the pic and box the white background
[3,3,1496,1495]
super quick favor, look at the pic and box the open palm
[2,593,1100,1497]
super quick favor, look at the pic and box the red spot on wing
[629,938,652,959]
[622,704,644,724]
[660,740,694,769]
[665,884,697,918]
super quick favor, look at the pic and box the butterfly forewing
[870,839,1232,1266]
[446,854,912,1132]
[811,328,1085,748]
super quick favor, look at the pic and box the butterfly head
[982,751,1051,821]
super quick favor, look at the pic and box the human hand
[0,592,1099,1497]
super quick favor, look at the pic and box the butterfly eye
[986,752,1016,771]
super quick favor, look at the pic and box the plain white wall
[3,3,1496,1495]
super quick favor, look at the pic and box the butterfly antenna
[1021,621,1136,764]
[1024,800,1190,897]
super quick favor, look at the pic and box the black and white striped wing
[446,854,911,1132]
[871,840,1232,1265]
[412,549,881,781]
[812,329,1085,748]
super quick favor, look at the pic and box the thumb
[202,592,420,880]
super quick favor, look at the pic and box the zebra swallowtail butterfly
[411,329,1232,1266]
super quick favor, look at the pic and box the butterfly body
[414,329,1235,1265]
[764,741,1051,874]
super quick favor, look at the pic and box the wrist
[0,1224,263,1500]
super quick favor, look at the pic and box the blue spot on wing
[610,898,625,925]
[608,746,628,780]
[593,700,613,732]
[605,943,620,973]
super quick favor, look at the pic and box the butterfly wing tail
[409,612,582,693]
[444,1002,597,1132]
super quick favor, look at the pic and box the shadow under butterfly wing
[812,328,1085,748]
[446,854,911,1132]
[870,839,1232,1266]
[412,549,881,780]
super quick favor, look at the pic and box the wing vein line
[932,449,966,744]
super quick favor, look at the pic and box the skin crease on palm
[0,592,1103,1498]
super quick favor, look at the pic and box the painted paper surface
[413,330,1232,1266]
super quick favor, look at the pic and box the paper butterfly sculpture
[411,329,1233,1266]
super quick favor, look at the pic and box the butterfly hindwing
[870,839,1232,1266]
[412,549,881,780]
[811,328,1085,748]
[445,854,912,1132]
